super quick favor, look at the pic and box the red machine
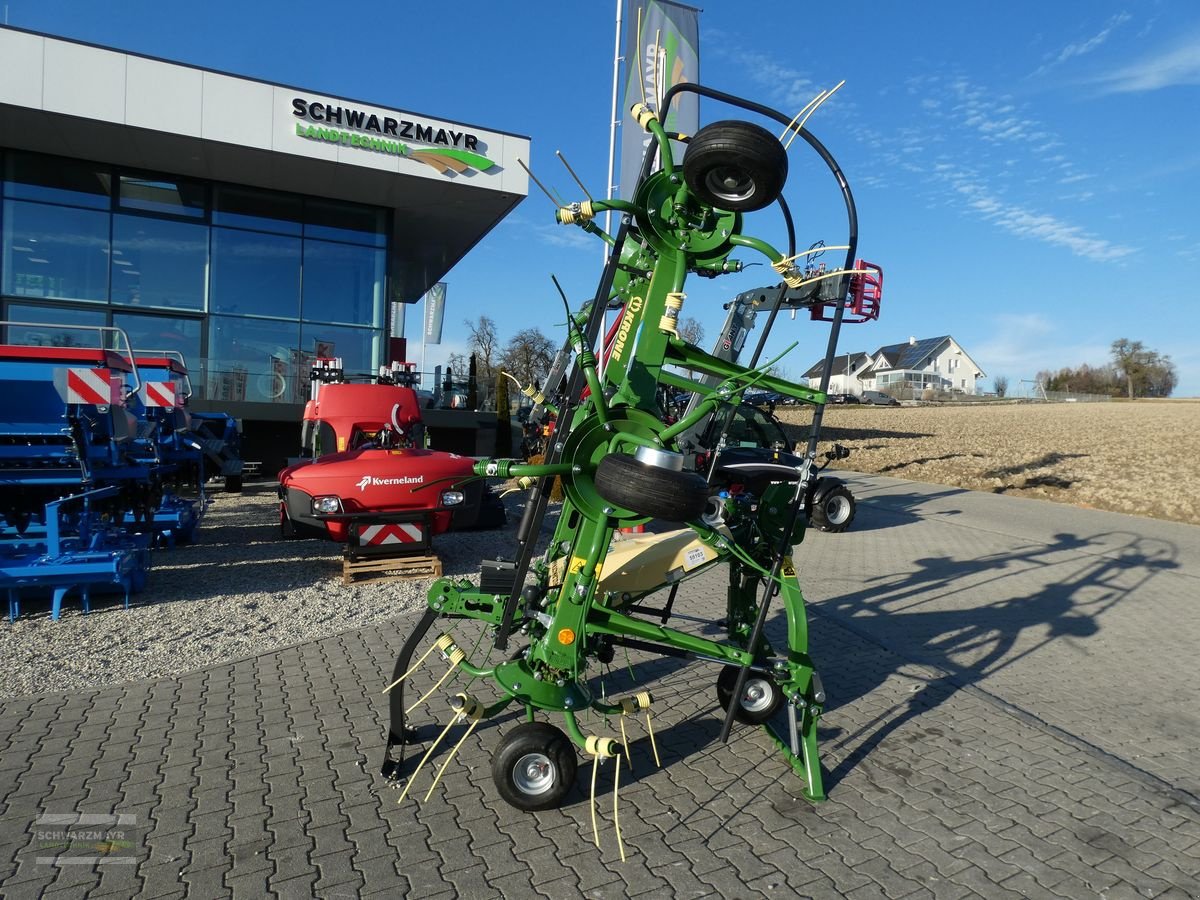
[809,259,882,323]
[278,360,504,544]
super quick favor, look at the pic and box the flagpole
[602,0,623,381]
[420,294,428,389]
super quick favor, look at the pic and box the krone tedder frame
[383,84,873,829]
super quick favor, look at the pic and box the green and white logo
[291,98,495,174]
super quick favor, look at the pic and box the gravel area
[0,483,527,700]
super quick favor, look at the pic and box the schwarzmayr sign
[291,97,495,174]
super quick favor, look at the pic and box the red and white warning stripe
[359,522,425,546]
[141,381,178,408]
[63,368,115,405]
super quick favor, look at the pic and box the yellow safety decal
[568,556,588,574]
[337,437,346,451]
[781,555,796,578]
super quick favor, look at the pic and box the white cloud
[974,316,1112,381]
[532,224,595,251]
[1090,30,1200,93]
[1033,12,1132,76]
[951,179,1136,262]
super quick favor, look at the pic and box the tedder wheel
[682,120,789,212]
[383,610,494,781]
[717,665,783,725]
[811,483,856,533]
[491,722,578,811]
[593,453,709,522]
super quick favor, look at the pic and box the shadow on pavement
[809,529,1181,792]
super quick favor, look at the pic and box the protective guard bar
[655,82,860,745]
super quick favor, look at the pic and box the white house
[801,351,873,394]
[804,335,986,397]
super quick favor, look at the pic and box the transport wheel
[717,665,783,725]
[682,120,789,212]
[491,722,578,811]
[593,453,709,522]
[811,484,855,533]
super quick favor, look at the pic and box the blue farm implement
[121,352,211,546]
[2,486,150,621]
[134,351,245,495]
[0,325,166,617]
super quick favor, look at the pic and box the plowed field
[774,400,1200,525]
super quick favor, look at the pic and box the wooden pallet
[342,553,442,585]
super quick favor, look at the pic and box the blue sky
[11,0,1200,394]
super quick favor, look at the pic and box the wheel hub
[513,753,555,795]
[706,166,754,202]
[742,678,773,712]
[827,496,850,524]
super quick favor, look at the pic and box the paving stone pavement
[1,475,1199,899]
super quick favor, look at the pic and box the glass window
[213,185,302,235]
[113,311,202,366]
[210,227,301,319]
[301,239,384,327]
[3,302,106,348]
[4,151,111,209]
[207,315,304,404]
[304,198,386,247]
[118,174,206,218]
[299,322,380,375]
[111,214,207,311]
[2,199,110,301]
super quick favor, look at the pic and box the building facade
[0,25,529,460]
[805,336,986,398]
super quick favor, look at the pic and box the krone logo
[612,295,645,360]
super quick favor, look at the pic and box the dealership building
[0,25,529,464]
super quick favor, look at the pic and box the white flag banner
[422,282,446,345]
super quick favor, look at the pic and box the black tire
[811,483,855,533]
[594,453,709,522]
[492,722,578,811]
[717,666,783,725]
[224,474,243,493]
[279,503,297,540]
[682,120,789,212]
[476,490,508,530]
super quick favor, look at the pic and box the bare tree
[1111,339,1145,400]
[460,317,501,409]
[445,351,468,382]
[993,375,1009,398]
[499,328,555,392]
[465,316,500,381]
[678,316,705,347]
[1111,338,1177,398]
